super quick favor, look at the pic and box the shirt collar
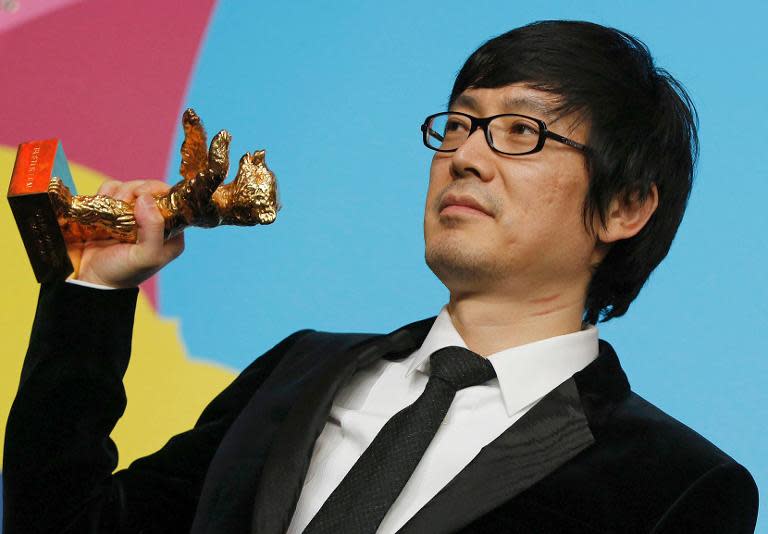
[406,306,599,417]
[405,308,465,377]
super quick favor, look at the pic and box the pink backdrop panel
[0,0,216,304]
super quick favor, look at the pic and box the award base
[7,139,76,283]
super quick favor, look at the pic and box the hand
[69,180,185,288]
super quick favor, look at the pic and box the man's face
[424,84,598,298]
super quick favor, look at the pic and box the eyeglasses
[421,111,589,156]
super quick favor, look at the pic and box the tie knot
[429,346,496,390]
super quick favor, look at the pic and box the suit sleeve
[650,460,759,534]
[2,281,313,533]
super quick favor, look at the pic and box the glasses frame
[421,111,589,156]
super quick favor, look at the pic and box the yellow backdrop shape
[0,145,237,470]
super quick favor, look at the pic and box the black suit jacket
[3,282,759,533]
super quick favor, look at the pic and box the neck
[446,287,586,356]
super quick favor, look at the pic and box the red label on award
[10,139,58,195]
[7,139,76,283]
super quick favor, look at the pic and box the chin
[425,238,502,285]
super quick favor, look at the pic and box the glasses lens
[425,113,472,151]
[488,115,540,155]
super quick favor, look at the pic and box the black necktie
[303,345,497,534]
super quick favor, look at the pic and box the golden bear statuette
[47,108,280,243]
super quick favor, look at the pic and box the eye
[508,119,539,136]
[445,117,469,132]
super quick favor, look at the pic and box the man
[4,20,759,534]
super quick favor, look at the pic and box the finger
[113,179,169,201]
[137,209,184,271]
[134,179,171,197]
[112,180,147,202]
[111,179,171,203]
[163,232,185,263]
[131,193,167,267]
[97,180,122,197]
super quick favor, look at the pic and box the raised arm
[3,278,311,533]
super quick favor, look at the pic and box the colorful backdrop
[1,1,766,530]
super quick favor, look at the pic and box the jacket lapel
[397,340,630,533]
[397,377,594,533]
[250,318,436,534]
[190,330,387,533]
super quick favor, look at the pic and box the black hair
[450,20,698,323]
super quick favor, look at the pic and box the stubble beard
[425,230,508,289]
[425,182,507,288]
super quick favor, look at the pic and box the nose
[449,127,495,182]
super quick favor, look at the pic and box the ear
[253,149,266,163]
[596,183,659,244]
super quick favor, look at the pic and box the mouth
[439,193,493,218]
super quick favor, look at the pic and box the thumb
[133,194,166,258]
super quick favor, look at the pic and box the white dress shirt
[67,278,117,290]
[287,307,598,534]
